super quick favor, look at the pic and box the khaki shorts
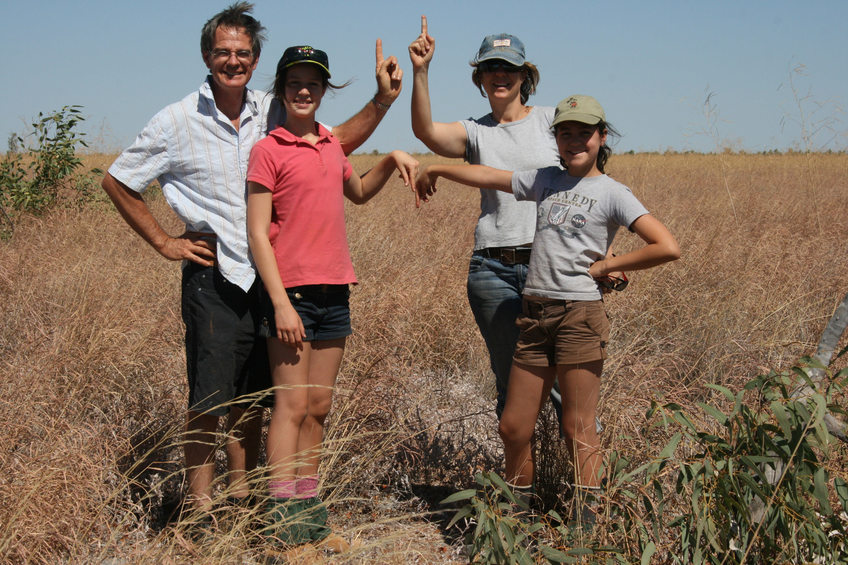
[513,297,609,367]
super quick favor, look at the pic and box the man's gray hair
[200,2,266,58]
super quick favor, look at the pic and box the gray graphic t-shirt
[511,168,649,301]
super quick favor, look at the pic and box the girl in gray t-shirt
[417,94,680,527]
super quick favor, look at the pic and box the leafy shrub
[446,359,848,563]
[442,472,543,564]
[641,359,847,563]
[0,105,97,236]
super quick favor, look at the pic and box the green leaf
[812,467,832,515]
[835,477,848,513]
[501,522,516,547]
[441,489,477,504]
[737,471,769,501]
[474,472,493,488]
[445,506,473,529]
[796,401,811,423]
[640,542,657,565]
[539,545,571,562]
[770,401,792,436]
[488,472,512,496]
[733,388,745,418]
[705,383,735,401]
[697,402,729,426]
[672,410,699,432]
[646,400,659,419]
[659,432,683,459]
[613,453,630,474]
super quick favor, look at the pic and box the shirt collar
[199,76,260,120]
[267,123,333,144]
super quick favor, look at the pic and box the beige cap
[552,95,605,128]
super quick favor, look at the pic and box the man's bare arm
[101,172,215,266]
[333,39,402,155]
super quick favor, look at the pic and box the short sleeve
[341,154,353,182]
[460,118,479,164]
[246,140,278,190]
[609,185,649,232]
[107,113,171,193]
[511,169,541,202]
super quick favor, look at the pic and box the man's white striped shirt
[109,78,278,291]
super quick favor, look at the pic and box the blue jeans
[467,253,563,419]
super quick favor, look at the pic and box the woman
[409,17,561,420]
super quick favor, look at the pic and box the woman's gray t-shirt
[511,168,649,301]
[461,106,559,250]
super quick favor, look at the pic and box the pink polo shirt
[247,124,357,288]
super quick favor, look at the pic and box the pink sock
[295,475,319,499]
[268,479,297,499]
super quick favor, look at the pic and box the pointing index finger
[421,15,428,35]
[376,38,384,65]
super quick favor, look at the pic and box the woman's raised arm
[409,15,468,158]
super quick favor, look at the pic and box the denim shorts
[181,262,273,416]
[260,284,352,341]
[513,297,609,367]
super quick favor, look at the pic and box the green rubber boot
[263,497,310,546]
[300,497,331,542]
[300,497,352,553]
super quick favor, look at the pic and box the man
[102,2,401,518]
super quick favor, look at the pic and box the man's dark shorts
[259,284,352,342]
[181,262,273,417]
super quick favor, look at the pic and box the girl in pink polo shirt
[246,45,418,551]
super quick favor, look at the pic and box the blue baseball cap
[472,34,526,67]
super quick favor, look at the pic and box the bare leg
[184,410,220,512]
[226,405,264,498]
[266,338,345,484]
[557,361,603,487]
[498,362,555,486]
[267,341,310,483]
[295,339,345,478]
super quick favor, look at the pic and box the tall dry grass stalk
[1,152,846,562]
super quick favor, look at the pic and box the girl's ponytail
[596,121,620,174]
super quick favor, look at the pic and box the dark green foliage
[442,472,544,564]
[1,106,97,237]
[445,360,848,563]
[612,359,848,563]
[648,360,847,563]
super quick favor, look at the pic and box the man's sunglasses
[596,272,629,292]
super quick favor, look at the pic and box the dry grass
[1,152,847,563]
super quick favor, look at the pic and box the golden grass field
[1,152,847,563]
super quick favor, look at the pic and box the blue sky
[2,0,846,154]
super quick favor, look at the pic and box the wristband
[372,97,392,112]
